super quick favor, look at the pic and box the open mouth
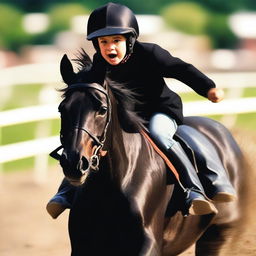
[108,54,117,59]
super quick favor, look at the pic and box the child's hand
[207,88,224,103]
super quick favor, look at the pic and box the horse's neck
[106,94,145,185]
[108,127,142,185]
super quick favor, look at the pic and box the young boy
[47,2,235,219]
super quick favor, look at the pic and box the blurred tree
[2,0,256,13]
[162,0,256,14]
[0,4,31,51]
[206,13,238,48]
[47,3,90,34]
[189,0,240,14]
[161,2,210,35]
[0,0,70,12]
[161,2,238,49]
[0,0,254,51]
[29,3,91,45]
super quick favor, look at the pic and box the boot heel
[46,202,67,219]
[189,199,218,215]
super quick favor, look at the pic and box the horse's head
[52,54,110,186]
[51,53,146,185]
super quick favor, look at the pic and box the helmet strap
[121,53,131,64]
[119,34,136,63]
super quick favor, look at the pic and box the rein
[50,83,111,171]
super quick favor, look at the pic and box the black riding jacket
[90,41,215,124]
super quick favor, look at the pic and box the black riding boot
[46,178,77,219]
[168,142,218,216]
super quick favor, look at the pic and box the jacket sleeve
[152,44,215,98]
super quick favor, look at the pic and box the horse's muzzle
[60,151,90,184]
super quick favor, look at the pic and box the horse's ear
[60,54,76,85]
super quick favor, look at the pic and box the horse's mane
[106,78,147,132]
[73,48,93,72]
[62,49,146,132]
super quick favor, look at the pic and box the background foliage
[0,4,31,51]
[2,0,256,13]
[0,0,256,50]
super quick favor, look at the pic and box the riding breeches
[149,112,178,150]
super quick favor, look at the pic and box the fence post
[34,83,58,184]
[220,87,244,128]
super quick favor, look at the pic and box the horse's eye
[98,106,108,116]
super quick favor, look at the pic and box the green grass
[236,113,256,131]
[180,92,203,102]
[3,157,35,172]
[3,84,44,110]
[3,156,58,172]
[242,87,256,97]
[180,87,256,102]
[1,119,60,145]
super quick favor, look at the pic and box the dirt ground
[0,130,256,256]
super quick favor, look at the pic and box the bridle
[50,83,111,171]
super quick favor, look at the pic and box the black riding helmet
[87,2,139,55]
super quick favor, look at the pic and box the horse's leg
[163,213,215,256]
[195,223,234,256]
[138,184,174,256]
[141,230,162,256]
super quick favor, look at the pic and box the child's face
[98,35,127,65]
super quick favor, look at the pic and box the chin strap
[121,53,131,64]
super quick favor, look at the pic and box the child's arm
[151,44,216,98]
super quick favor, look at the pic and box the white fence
[0,64,256,182]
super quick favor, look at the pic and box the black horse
[51,54,247,256]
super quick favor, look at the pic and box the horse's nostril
[81,156,89,172]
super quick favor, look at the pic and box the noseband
[50,83,111,171]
